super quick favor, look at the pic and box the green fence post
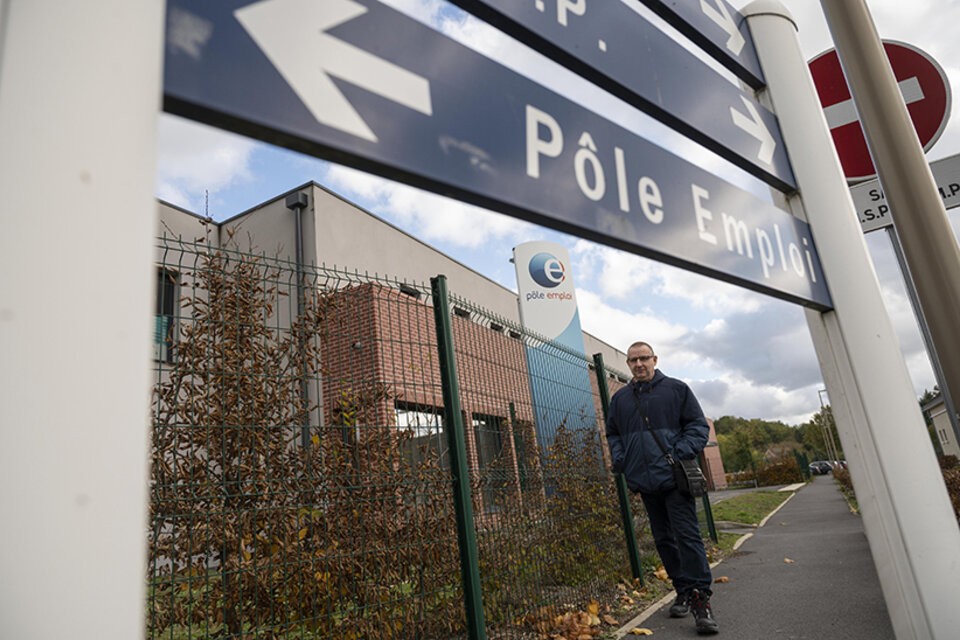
[696,451,719,543]
[431,275,486,640]
[592,353,644,583]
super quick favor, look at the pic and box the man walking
[606,341,718,634]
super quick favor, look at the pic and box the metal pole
[286,191,311,448]
[592,353,644,583]
[886,226,960,445]
[820,0,960,452]
[744,3,960,637]
[699,471,718,544]
[431,275,486,640]
[817,389,840,465]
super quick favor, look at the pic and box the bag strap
[630,383,675,465]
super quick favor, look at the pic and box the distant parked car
[809,461,833,475]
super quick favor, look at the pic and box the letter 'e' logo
[529,252,565,288]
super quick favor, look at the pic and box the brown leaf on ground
[714,576,730,583]
[784,557,795,563]
[653,566,669,581]
[601,614,618,625]
[629,628,654,636]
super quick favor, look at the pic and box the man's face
[627,345,657,383]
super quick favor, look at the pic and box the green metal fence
[148,234,708,639]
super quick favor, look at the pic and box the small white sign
[851,152,960,233]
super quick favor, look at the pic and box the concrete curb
[757,491,796,528]
[611,557,730,639]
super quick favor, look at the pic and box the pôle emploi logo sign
[527,252,573,301]
[513,242,594,454]
[514,242,581,345]
[528,252,566,288]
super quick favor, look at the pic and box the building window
[472,413,507,513]
[154,268,178,363]
[453,306,471,319]
[395,402,448,470]
[398,283,421,300]
[511,419,536,496]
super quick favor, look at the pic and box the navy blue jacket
[605,370,710,494]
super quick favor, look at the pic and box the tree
[149,236,464,638]
[150,236,328,635]
[919,387,945,456]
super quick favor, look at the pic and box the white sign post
[744,3,960,637]
[0,2,163,639]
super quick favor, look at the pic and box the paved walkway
[617,475,895,639]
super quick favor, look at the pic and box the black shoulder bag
[631,386,707,498]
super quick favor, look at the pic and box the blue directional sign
[447,0,794,191]
[637,0,766,90]
[163,0,832,310]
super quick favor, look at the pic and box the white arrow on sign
[235,0,432,142]
[700,0,745,56]
[730,96,775,165]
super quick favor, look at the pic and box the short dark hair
[628,341,654,354]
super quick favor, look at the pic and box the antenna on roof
[204,189,209,219]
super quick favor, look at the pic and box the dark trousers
[639,488,712,595]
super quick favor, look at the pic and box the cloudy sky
[156,0,960,425]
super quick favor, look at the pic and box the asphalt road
[619,475,895,639]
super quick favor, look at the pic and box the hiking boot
[668,592,689,617]
[689,588,719,635]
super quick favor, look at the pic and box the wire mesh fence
[148,234,683,639]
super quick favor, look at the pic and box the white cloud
[692,372,823,425]
[684,301,822,392]
[575,288,690,357]
[653,267,768,315]
[323,164,535,247]
[571,243,767,315]
[155,115,258,211]
[571,243,657,299]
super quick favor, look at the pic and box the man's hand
[673,441,697,460]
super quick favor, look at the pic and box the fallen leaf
[653,566,669,581]
[780,522,788,526]
[619,595,635,605]
[601,614,618,625]
[714,576,730,583]
[587,600,600,616]
[629,628,654,635]
[784,558,795,563]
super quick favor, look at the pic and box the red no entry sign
[809,40,951,182]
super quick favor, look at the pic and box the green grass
[715,531,742,554]
[710,491,792,525]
